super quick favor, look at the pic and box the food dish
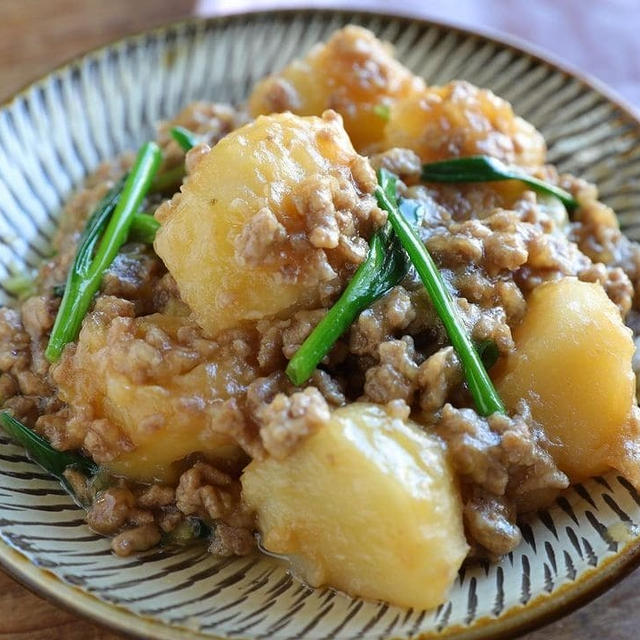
[0,10,636,640]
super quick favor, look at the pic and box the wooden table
[0,1,638,638]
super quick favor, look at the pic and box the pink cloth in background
[196,0,640,109]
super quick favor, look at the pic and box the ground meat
[363,336,420,404]
[256,387,331,459]
[437,404,568,502]
[209,523,255,557]
[281,310,327,360]
[158,509,184,534]
[349,286,417,357]
[457,299,514,355]
[438,403,569,557]
[175,461,254,544]
[20,295,56,342]
[87,487,136,535]
[0,308,30,376]
[245,373,291,421]
[491,406,569,511]
[436,405,508,495]
[0,300,59,424]
[463,490,522,557]
[62,469,92,506]
[234,207,287,267]
[309,369,346,407]
[102,245,166,314]
[289,155,385,268]
[369,147,421,181]
[137,485,175,509]
[578,263,633,317]
[111,524,162,557]
[417,347,463,415]
[83,418,135,464]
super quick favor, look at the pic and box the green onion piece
[46,142,162,362]
[129,213,160,244]
[285,206,414,386]
[0,411,97,482]
[170,126,199,152]
[162,517,210,547]
[373,103,390,121]
[2,272,36,300]
[376,168,505,416]
[151,164,185,193]
[421,155,578,212]
[475,339,499,370]
[148,127,197,192]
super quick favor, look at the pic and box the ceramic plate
[1,8,640,640]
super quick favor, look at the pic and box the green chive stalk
[0,411,97,480]
[376,168,505,416]
[46,142,162,362]
[421,155,578,212]
[285,203,417,386]
[129,212,160,244]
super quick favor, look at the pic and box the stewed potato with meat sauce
[249,25,425,151]
[495,277,639,484]
[2,25,640,612]
[154,110,383,337]
[242,402,468,610]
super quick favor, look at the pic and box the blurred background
[0,1,638,639]
[1,0,638,108]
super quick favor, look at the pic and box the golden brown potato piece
[54,307,254,482]
[495,277,638,483]
[242,403,468,609]
[248,26,425,150]
[154,111,381,337]
[384,81,546,167]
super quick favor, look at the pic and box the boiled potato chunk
[248,26,425,150]
[495,277,636,482]
[241,403,468,609]
[154,111,378,337]
[384,81,546,167]
[55,310,252,482]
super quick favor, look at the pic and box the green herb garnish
[376,168,505,416]
[151,164,185,193]
[0,411,97,482]
[476,339,499,370]
[129,212,160,244]
[46,142,162,362]
[2,272,36,300]
[162,517,210,547]
[421,155,578,212]
[373,103,391,121]
[285,196,415,386]
[170,126,199,152]
[149,126,198,192]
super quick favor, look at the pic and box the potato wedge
[54,309,253,482]
[495,277,637,482]
[384,81,546,167]
[154,111,381,337]
[248,26,425,150]
[242,402,467,609]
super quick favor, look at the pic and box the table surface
[0,1,638,638]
